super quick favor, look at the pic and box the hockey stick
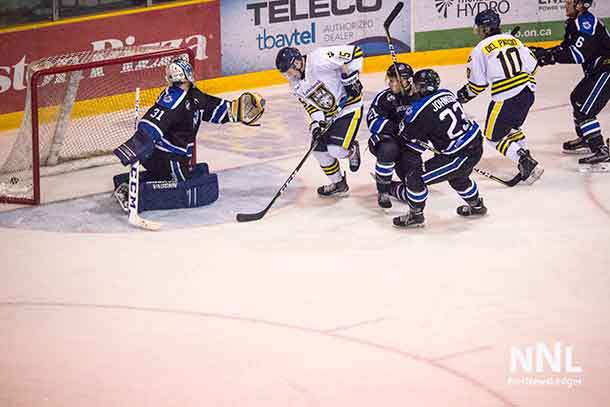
[128,88,161,231]
[236,120,337,222]
[383,2,407,96]
[410,139,522,187]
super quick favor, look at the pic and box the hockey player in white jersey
[457,9,544,184]
[275,46,363,196]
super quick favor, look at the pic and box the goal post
[0,45,196,205]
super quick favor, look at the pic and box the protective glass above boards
[0,0,53,27]
[58,0,147,19]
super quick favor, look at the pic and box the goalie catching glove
[230,92,265,126]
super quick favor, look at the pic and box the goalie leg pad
[113,162,209,189]
[139,170,218,212]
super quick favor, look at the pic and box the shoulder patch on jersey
[576,11,597,36]
[405,90,454,123]
[157,86,187,110]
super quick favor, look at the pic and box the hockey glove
[113,129,155,166]
[457,85,475,104]
[230,92,266,126]
[529,46,556,66]
[341,71,363,99]
[309,120,330,147]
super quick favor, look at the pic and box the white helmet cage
[166,57,195,85]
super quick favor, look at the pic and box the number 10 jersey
[466,33,538,102]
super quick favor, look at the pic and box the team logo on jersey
[583,21,592,30]
[185,100,191,111]
[306,82,337,112]
[405,106,414,116]
[163,93,173,104]
[387,94,396,102]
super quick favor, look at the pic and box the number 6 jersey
[465,33,538,102]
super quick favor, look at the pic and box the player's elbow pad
[113,129,155,166]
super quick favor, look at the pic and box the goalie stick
[236,118,338,223]
[127,88,161,231]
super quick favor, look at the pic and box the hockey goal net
[0,45,195,205]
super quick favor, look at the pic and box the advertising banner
[0,1,221,116]
[415,0,610,50]
[220,0,413,76]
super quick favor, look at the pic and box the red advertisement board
[0,1,220,115]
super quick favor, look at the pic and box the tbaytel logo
[256,23,316,51]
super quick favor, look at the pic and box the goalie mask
[166,58,194,85]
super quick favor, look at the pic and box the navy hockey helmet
[412,69,441,97]
[275,47,303,73]
[474,9,501,31]
[386,62,414,81]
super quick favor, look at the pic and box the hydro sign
[247,0,382,50]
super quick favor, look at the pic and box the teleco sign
[220,0,412,75]
[0,1,221,116]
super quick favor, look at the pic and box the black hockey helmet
[275,47,303,73]
[412,69,441,97]
[475,9,501,31]
[386,62,414,81]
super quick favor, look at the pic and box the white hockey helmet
[166,57,194,85]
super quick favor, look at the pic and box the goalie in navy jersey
[366,62,414,209]
[530,0,610,171]
[393,69,487,229]
[112,57,264,212]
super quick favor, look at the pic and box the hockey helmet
[412,69,441,97]
[386,62,414,81]
[166,57,195,85]
[474,9,501,31]
[275,47,303,73]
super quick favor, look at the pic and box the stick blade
[384,2,404,30]
[504,173,522,187]
[129,213,161,231]
[236,211,265,223]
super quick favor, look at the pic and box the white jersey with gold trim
[289,45,364,122]
[465,33,538,102]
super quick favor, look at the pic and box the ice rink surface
[1,64,609,406]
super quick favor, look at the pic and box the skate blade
[524,166,544,185]
[578,163,610,173]
[113,192,129,213]
[392,221,425,229]
[562,148,591,155]
[318,190,350,198]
